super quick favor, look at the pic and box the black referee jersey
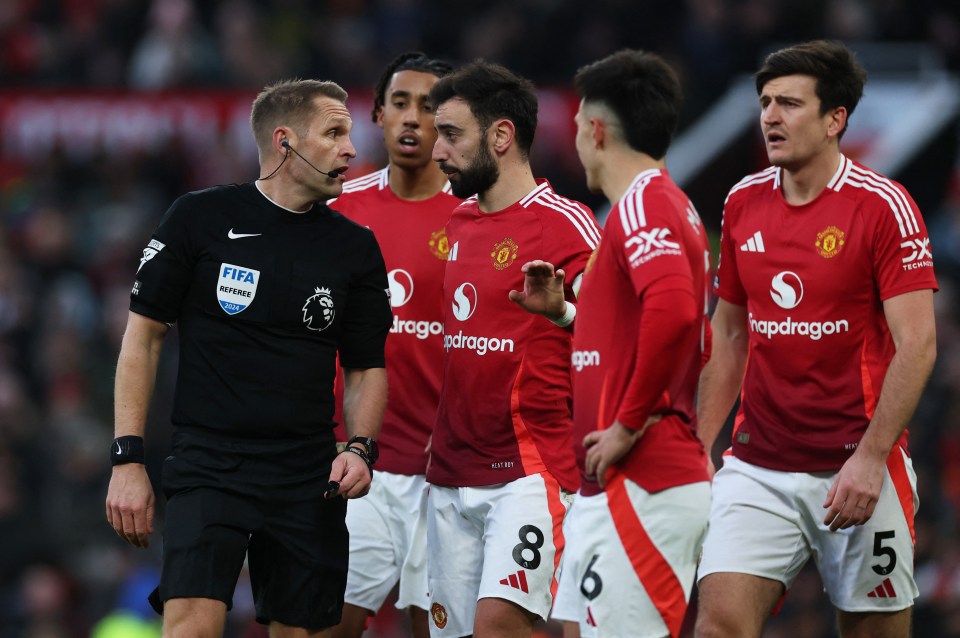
[130,182,391,439]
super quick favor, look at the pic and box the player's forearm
[342,367,387,440]
[696,300,748,451]
[114,312,168,439]
[858,330,936,460]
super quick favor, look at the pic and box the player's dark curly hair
[371,52,454,123]
[429,60,538,159]
[574,49,682,160]
[755,40,867,139]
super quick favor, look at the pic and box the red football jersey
[716,155,938,471]
[573,169,710,495]
[427,181,601,491]
[332,168,461,474]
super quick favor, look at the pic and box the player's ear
[375,106,385,129]
[591,118,605,149]
[490,118,516,155]
[826,106,847,140]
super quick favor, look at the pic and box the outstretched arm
[106,311,168,548]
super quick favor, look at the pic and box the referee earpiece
[281,139,290,149]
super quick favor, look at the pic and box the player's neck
[603,152,664,204]
[780,147,841,206]
[477,157,537,214]
[388,162,448,201]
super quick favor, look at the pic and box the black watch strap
[347,436,378,463]
[343,445,373,477]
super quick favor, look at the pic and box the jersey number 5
[871,530,897,576]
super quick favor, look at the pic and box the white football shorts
[698,451,919,612]
[343,470,430,612]
[551,476,710,638]
[426,472,573,637]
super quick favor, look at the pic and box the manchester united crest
[491,237,519,270]
[431,602,448,629]
[815,225,845,258]
[429,228,450,261]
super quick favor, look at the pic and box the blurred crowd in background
[1,1,960,636]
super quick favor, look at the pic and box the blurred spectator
[127,0,222,88]
[90,567,161,638]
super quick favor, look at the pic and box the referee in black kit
[105,79,391,637]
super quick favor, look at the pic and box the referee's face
[303,96,357,199]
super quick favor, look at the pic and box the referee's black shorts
[149,426,347,630]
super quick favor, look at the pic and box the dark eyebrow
[436,123,462,133]
[391,89,434,104]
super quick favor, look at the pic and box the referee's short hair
[250,79,348,153]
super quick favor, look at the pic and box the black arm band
[343,445,373,476]
[111,435,145,466]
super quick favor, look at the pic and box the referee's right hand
[328,448,372,499]
[106,464,155,548]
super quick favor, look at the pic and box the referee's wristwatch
[346,436,379,465]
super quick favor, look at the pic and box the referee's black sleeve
[338,233,391,369]
[130,194,197,324]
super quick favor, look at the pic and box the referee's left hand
[328,448,371,499]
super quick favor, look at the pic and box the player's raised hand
[105,464,155,548]
[508,260,567,319]
[822,448,883,532]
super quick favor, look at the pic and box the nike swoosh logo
[115,441,122,454]
[228,229,262,239]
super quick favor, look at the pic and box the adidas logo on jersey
[740,231,765,253]
[867,578,897,598]
[499,570,529,593]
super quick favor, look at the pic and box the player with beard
[425,61,601,638]
[328,52,460,638]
